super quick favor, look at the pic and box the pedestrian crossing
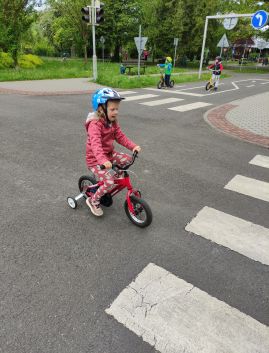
[121,89,213,113]
[106,154,269,353]
[106,263,269,353]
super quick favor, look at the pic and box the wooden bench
[121,59,146,74]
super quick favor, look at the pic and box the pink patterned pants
[90,151,132,203]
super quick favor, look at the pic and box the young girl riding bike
[85,88,141,217]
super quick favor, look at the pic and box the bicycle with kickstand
[67,152,152,228]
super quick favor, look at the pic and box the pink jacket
[85,113,136,167]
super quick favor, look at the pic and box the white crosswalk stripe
[123,94,158,102]
[185,206,269,266]
[249,155,269,169]
[144,87,205,97]
[106,263,269,353]
[169,101,212,112]
[119,90,138,95]
[224,175,269,202]
[140,97,184,106]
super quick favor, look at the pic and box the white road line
[224,175,269,202]
[234,79,269,83]
[261,81,269,85]
[106,263,269,353]
[119,90,138,95]
[172,91,206,97]
[179,83,224,91]
[140,97,184,106]
[186,206,269,266]
[249,155,269,169]
[246,85,255,88]
[143,88,205,97]
[169,102,212,112]
[212,81,239,95]
[123,94,158,102]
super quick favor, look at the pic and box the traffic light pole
[92,0,98,80]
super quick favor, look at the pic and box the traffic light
[81,6,91,23]
[96,2,104,24]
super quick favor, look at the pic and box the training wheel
[67,197,77,209]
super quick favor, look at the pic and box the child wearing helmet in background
[85,88,141,217]
[207,56,223,91]
[157,56,173,87]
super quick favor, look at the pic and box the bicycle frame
[85,171,139,215]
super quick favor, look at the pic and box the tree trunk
[113,43,121,62]
[84,43,88,64]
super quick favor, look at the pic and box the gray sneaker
[86,198,103,217]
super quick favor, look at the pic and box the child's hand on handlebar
[133,145,141,153]
[103,161,112,169]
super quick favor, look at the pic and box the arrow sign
[134,37,148,55]
[252,10,268,29]
[217,34,229,48]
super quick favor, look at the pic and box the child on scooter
[157,56,173,87]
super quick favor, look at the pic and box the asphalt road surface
[1,73,269,353]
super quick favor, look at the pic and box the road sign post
[173,38,179,67]
[217,33,229,57]
[134,28,148,78]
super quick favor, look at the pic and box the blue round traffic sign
[251,10,268,29]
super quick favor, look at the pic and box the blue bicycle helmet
[91,87,124,111]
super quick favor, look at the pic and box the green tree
[0,0,37,66]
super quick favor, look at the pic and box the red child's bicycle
[67,152,152,228]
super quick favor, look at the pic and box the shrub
[0,52,14,69]
[18,54,44,68]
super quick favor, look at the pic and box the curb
[204,103,269,148]
[0,88,93,96]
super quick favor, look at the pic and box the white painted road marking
[140,97,184,106]
[143,88,205,97]
[224,175,269,202]
[169,102,212,112]
[119,90,137,95]
[185,206,269,266]
[249,155,269,169]
[261,81,269,85]
[246,85,255,88]
[106,263,269,353]
[124,94,158,102]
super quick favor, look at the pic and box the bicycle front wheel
[124,195,152,228]
[157,81,163,89]
[205,81,212,91]
[169,80,174,88]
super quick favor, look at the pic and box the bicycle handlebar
[100,151,138,171]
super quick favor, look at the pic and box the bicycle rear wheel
[157,81,163,89]
[169,80,174,88]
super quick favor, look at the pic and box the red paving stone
[205,104,269,148]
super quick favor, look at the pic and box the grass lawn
[0,57,228,88]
